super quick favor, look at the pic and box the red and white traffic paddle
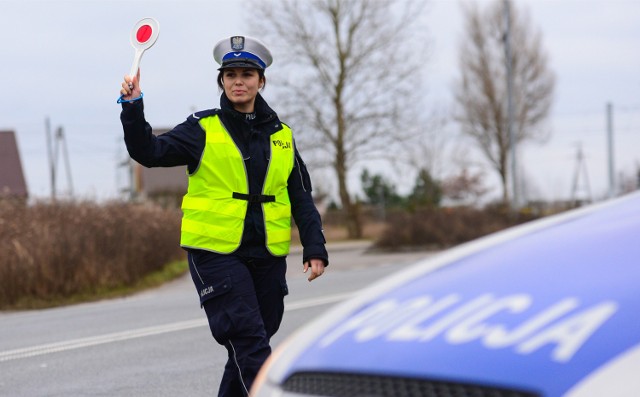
[127,18,160,84]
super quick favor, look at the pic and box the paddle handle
[129,48,144,80]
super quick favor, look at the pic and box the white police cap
[213,36,273,70]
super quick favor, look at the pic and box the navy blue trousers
[187,250,288,397]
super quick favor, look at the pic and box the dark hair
[217,68,266,90]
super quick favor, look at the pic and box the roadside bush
[376,206,538,250]
[0,200,183,309]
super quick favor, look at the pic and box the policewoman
[118,36,328,397]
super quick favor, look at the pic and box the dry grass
[0,200,184,310]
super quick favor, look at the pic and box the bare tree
[454,0,554,205]
[441,167,490,206]
[406,111,450,181]
[250,0,428,239]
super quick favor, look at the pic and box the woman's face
[222,67,264,113]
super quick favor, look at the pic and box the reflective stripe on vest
[180,114,294,256]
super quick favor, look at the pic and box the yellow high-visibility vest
[180,114,294,256]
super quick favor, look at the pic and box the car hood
[264,193,640,396]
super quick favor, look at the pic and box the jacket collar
[220,92,277,125]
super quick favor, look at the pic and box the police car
[251,192,640,397]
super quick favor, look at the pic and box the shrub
[0,200,183,309]
[376,206,538,250]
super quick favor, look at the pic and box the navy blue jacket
[120,93,328,265]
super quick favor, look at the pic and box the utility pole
[571,143,592,206]
[45,117,74,201]
[57,126,74,197]
[606,102,615,199]
[503,0,517,209]
[45,117,56,201]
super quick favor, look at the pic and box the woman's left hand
[303,259,326,282]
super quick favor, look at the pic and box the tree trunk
[500,168,510,207]
[336,149,362,239]
[500,153,510,207]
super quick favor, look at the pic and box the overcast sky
[1,0,639,203]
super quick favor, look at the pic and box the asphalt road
[0,242,436,397]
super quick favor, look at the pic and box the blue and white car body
[252,192,640,397]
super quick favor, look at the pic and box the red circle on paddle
[136,25,153,43]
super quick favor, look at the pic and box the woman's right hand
[120,68,142,100]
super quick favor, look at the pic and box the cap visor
[218,61,264,70]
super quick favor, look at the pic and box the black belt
[232,192,276,203]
